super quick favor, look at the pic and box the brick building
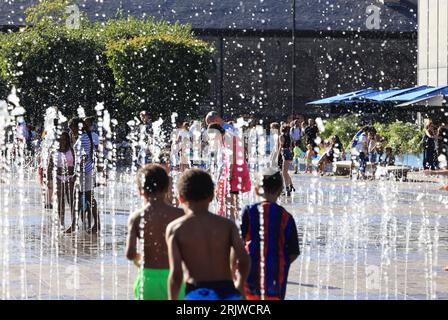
[0,0,418,120]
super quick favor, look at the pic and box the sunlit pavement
[1,172,448,300]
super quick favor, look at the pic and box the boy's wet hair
[68,117,82,130]
[270,122,280,130]
[177,169,214,202]
[84,116,95,122]
[83,116,96,128]
[281,125,290,134]
[136,164,170,195]
[256,169,284,195]
[157,150,171,165]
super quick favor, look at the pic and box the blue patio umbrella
[306,86,436,106]
[306,88,377,105]
[384,86,448,102]
[359,86,432,102]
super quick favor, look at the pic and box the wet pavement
[1,171,448,300]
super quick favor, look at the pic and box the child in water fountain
[293,141,302,174]
[48,132,75,228]
[126,164,185,300]
[156,149,178,207]
[66,117,100,234]
[304,144,315,173]
[241,168,300,300]
[423,169,448,272]
[166,169,251,300]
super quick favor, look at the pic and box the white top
[178,128,192,140]
[368,138,377,153]
[56,150,74,168]
[290,127,302,141]
[355,133,368,154]
[17,122,29,141]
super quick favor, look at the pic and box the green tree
[2,27,113,122]
[321,114,361,149]
[323,116,423,155]
[0,34,9,100]
[25,0,88,29]
[385,121,423,155]
[106,34,215,120]
[1,1,215,123]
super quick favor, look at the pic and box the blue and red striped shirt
[241,201,300,300]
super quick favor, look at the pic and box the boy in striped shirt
[241,168,300,300]
[66,117,100,233]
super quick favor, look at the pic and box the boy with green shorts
[126,164,185,300]
[293,141,302,174]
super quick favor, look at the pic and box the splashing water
[0,105,447,299]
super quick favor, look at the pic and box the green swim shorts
[134,268,185,300]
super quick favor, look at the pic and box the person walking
[278,124,294,196]
[304,118,319,149]
[66,118,100,234]
[423,119,438,170]
[351,126,370,180]
[290,120,303,150]
[49,132,75,228]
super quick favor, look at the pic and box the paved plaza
[1,171,447,300]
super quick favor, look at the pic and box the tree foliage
[25,0,88,29]
[1,27,113,122]
[92,17,193,44]
[374,121,423,155]
[0,0,215,123]
[322,115,424,155]
[0,34,9,100]
[321,114,361,149]
[106,33,214,120]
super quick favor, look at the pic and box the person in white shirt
[138,111,153,165]
[16,119,29,144]
[351,126,371,180]
[269,122,281,168]
[66,117,100,234]
[289,120,303,148]
[48,132,75,228]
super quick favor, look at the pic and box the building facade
[1,0,418,119]
[418,0,448,86]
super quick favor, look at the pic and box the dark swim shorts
[282,148,293,161]
[184,281,241,300]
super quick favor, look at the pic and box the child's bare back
[166,169,250,300]
[127,201,183,269]
[167,211,237,283]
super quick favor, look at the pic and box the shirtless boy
[166,169,251,300]
[126,164,184,300]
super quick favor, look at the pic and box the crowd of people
[31,111,448,232]
[38,116,101,234]
[31,111,301,300]
[423,118,448,170]
[10,108,448,300]
[126,165,299,300]
[23,111,448,235]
